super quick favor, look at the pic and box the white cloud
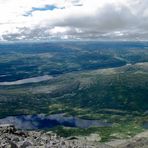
[0,0,148,41]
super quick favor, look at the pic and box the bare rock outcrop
[0,124,112,148]
[0,124,147,148]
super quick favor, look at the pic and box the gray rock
[12,137,20,142]
[0,124,16,134]
[8,140,18,148]
[20,141,32,148]
[0,124,147,148]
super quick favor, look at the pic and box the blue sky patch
[32,5,57,11]
[23,5,59,16]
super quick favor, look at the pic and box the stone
[8,140,18,148]
[20,141,32,148]
[0,124,147,148]
[0,124,16,134]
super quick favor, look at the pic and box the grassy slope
[0,63,148,116]
[0,63,147,141]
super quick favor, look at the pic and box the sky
[0,0,148,41]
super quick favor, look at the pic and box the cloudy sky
[0,0,148,41]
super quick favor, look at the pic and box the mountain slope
[0,62,148,117]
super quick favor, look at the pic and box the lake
[0,75,53,85]
[0,114,112,130]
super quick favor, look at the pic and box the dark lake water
[0,114,112,130]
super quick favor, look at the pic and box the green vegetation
[0,42,148,142]
[0,63,147,142]
[52,121,144,142]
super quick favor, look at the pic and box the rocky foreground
[0,124,148,148]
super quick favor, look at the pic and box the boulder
[0,124,16,134]
[20,141,32,148]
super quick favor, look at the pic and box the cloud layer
[0,0,148,41]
